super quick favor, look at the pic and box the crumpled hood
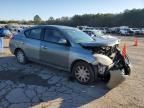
[79,40,116,48]
[92,35,120,45]
[101,35,118,40]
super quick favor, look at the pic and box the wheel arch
[70,59,98,84]
[14,48,24,55]
[70,59,95,73]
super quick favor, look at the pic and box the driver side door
[40,28,70,69]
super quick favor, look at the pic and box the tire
[123,55,131,75]
[104,71,110,82]
[72,61,95,84]
[15,49,27,64]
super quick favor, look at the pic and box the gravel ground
[0,36,144,108]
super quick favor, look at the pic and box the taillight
[10,35,14,40]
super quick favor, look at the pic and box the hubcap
[17,51,24,63]
[75,65,90,82]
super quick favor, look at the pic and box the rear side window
[25,28,42,40]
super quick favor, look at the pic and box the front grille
[92,45,118,58]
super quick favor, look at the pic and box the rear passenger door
[40,28,70,69]
[24,28,43,61]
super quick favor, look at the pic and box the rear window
[25,28,42,40]
[25,30,30,37]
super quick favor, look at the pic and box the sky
[0,0,143,20]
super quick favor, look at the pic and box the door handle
[41,46,47,49]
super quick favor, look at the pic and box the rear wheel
[72,61,96,84]
[16,49,27,64]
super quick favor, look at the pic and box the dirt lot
[0,36,144,108]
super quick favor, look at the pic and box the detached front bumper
[107,64,131,89]
[106,55,132,89]
[107,70,129,89]
[93,48,132,89]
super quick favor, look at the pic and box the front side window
[25,28,42,40]
[44,29,64,43]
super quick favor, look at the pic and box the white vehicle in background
[16,28,23,33]
[109,27,119,34]
[83,29,120,45]
[97,28,107,34]
[129,28,141,35]
[119,26,129,35]
[10,27,23,35]
[119,28,130,35]
[77,26,94,31]
[140,28,144,35]
[119,26,129,29]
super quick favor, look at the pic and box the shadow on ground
[0,56,109,108]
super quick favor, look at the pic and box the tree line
[0,8,144,27]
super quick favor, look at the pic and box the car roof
[83,29,99,32]
[29,25,75,30]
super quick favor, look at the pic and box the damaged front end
[94,48,131,76]
[81,42,131,89]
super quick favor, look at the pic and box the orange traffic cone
[133,37,138,46]
[122,43,127,59]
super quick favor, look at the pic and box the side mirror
[58,38,68,45]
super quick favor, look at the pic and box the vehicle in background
[140,28,144,35]
[5,24,18,31]
[0,28,12,37]
[129,28,141,35]
[104,28,112,33]
[77,26,94,31]
[109,27,120,34]
[98,27,107,33]
[77,26,86,30]
[77,26,143,36]
[5,24,33,35]
[83,29,120,45]
[9,25,131,85]
[85,27,94,30]
[119,28,130,36]
[93,27,108,33]
[15,28,24,33]
[119,26,129,35]
[119,26,129,30]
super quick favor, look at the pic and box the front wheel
[72,61,96,84]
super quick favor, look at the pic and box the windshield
[93,30,105,37]
[64,29,94,43]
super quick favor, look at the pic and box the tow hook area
[107,69,129,89]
